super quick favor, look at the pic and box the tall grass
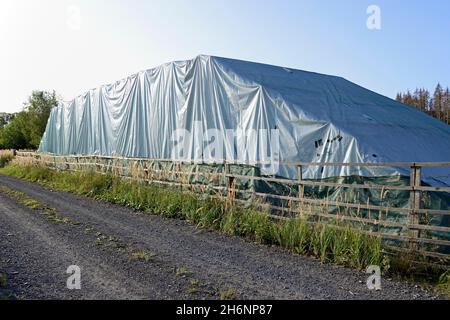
[438,270,450,293]
[0,150,13,168]
[0,164,384,270]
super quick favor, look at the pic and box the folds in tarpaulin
[38,55,450,187]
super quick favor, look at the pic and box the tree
[444,87,450,124]
[433,83,443,121]
[24,91,58,148]
[0,113,14,129]
[396,83,449,124]
[403,90,414,107]
[0,91,58,150]
[0,112,29,149]
[415,88,430,112]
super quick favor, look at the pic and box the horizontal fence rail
[11,151,450,264]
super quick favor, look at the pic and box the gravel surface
[0,174,443,300]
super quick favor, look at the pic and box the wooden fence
[12,151,450,263]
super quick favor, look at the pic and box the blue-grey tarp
[38,55,450,186]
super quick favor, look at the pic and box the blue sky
[1,0,449,112]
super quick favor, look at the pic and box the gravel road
[0,174,442,300]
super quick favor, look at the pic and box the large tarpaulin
[38,55,450,186]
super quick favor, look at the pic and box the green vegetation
[0,150,13,168]
[219,288,236,300]
[0,273,15,300]
[1,164,448,296]
[0,113,14,129]
[0,164,384,271]
[0,293,15,301]
[0,184,80,225]
[0,273,7,288]
[437,270,450,293]
[0,185,45,210]
[0,91,58,150]
[131,251,155,262]
[187,287,198,294]
[176,267,188,277]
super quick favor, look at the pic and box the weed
[176,267,188,276]
[131,251,155,262]
[0,185,81,226]
[187,287,198,294]
[437,270,450,296]
[0,292,15,300]
[219,288,236,300]
[0,273,7,288]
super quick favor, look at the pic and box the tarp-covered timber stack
[38,55,450,186]
[37,55,450,252]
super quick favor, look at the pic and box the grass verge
[0,164,383,269]
[0,164,448,296]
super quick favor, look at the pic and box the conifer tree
[433,83,443,120]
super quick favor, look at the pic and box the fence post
[297,165,304,215]
[225,162,236,203]
[224,162,229,201]
[409,164,421,251]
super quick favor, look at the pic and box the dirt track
[0,174,442,300]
